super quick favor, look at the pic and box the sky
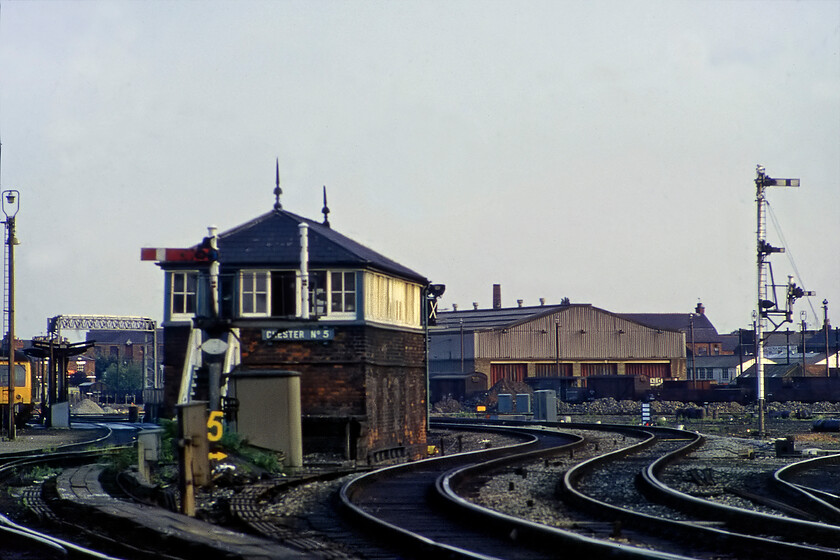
[0,0,837,339]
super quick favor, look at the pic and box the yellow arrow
[208,451,228,461]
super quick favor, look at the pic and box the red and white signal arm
[141,247,199,262]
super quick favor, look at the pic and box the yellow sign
[208,451,228,461]
[476,405,486,412]
[207,410,224,442]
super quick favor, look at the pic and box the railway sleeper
[724,486,820,522]
[21,484,57,523]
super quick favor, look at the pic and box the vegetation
[157,418,177,464]
[218,430,282,473]
[18,464,60,484]
[104,446,138,474]
[94,356,144,398]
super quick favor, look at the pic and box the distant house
[721,327,840,361]
[691,354,754,385]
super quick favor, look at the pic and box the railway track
[566,424,840,559]
[642,429,840,555]
[0,425,124,560]
[9,418,840,559]
[344,420,840,559]
[772,452,840,521]
[340,422,637,560]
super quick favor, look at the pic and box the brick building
[85,330,162,364]
[144,187,430,462]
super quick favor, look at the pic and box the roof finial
[273,158,282,211]
[322,185,330,227]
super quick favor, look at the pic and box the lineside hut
[143,175,431,463]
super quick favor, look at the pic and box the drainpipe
[208,226,219,317]
[299,223,309,319]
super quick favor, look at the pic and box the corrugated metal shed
[473,305,684,361]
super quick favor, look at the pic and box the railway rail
[641,429,840,556]
[559,425,840,559]
[772,452,840,521]
[345,420,840,559]
[8,418,840,559]
[0,424,124,560]
[340,422,705,559]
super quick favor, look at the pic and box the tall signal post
[755,165,806,437]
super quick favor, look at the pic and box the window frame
[240,270,270,317]
[236,268,359,319]
[329,270,357,317]
[170,271,198,319]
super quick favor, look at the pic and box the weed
[104,447,138,474]
[217,430,283,474]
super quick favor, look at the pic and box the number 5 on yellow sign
[207,410,224,442]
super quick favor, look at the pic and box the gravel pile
[71,399,106,414]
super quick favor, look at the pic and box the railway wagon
[0,351,35,428]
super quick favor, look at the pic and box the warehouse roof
[433,304,569,332]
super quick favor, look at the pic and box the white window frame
[240,270,270,316]
[170,271,198,319]
[329,271,357,316]
[237,269,359,319]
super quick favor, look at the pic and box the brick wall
[239,325,427,461]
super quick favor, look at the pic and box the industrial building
[143,179,431,462]
[429,286,692,403]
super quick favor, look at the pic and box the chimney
[539,298,545,306]
[452,303,458,312]
[517,299,524,307]
[473,302,479,310]
[493,284,502,309]
[695,302,705,315]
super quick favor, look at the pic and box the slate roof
[692,354,749,368]
[618,313,721,343]
[720,329,839,354]
[188,209,427,284]
[739,360,833,378]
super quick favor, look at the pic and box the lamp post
[2,189,19,440]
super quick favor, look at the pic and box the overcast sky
[0,0,837,339]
